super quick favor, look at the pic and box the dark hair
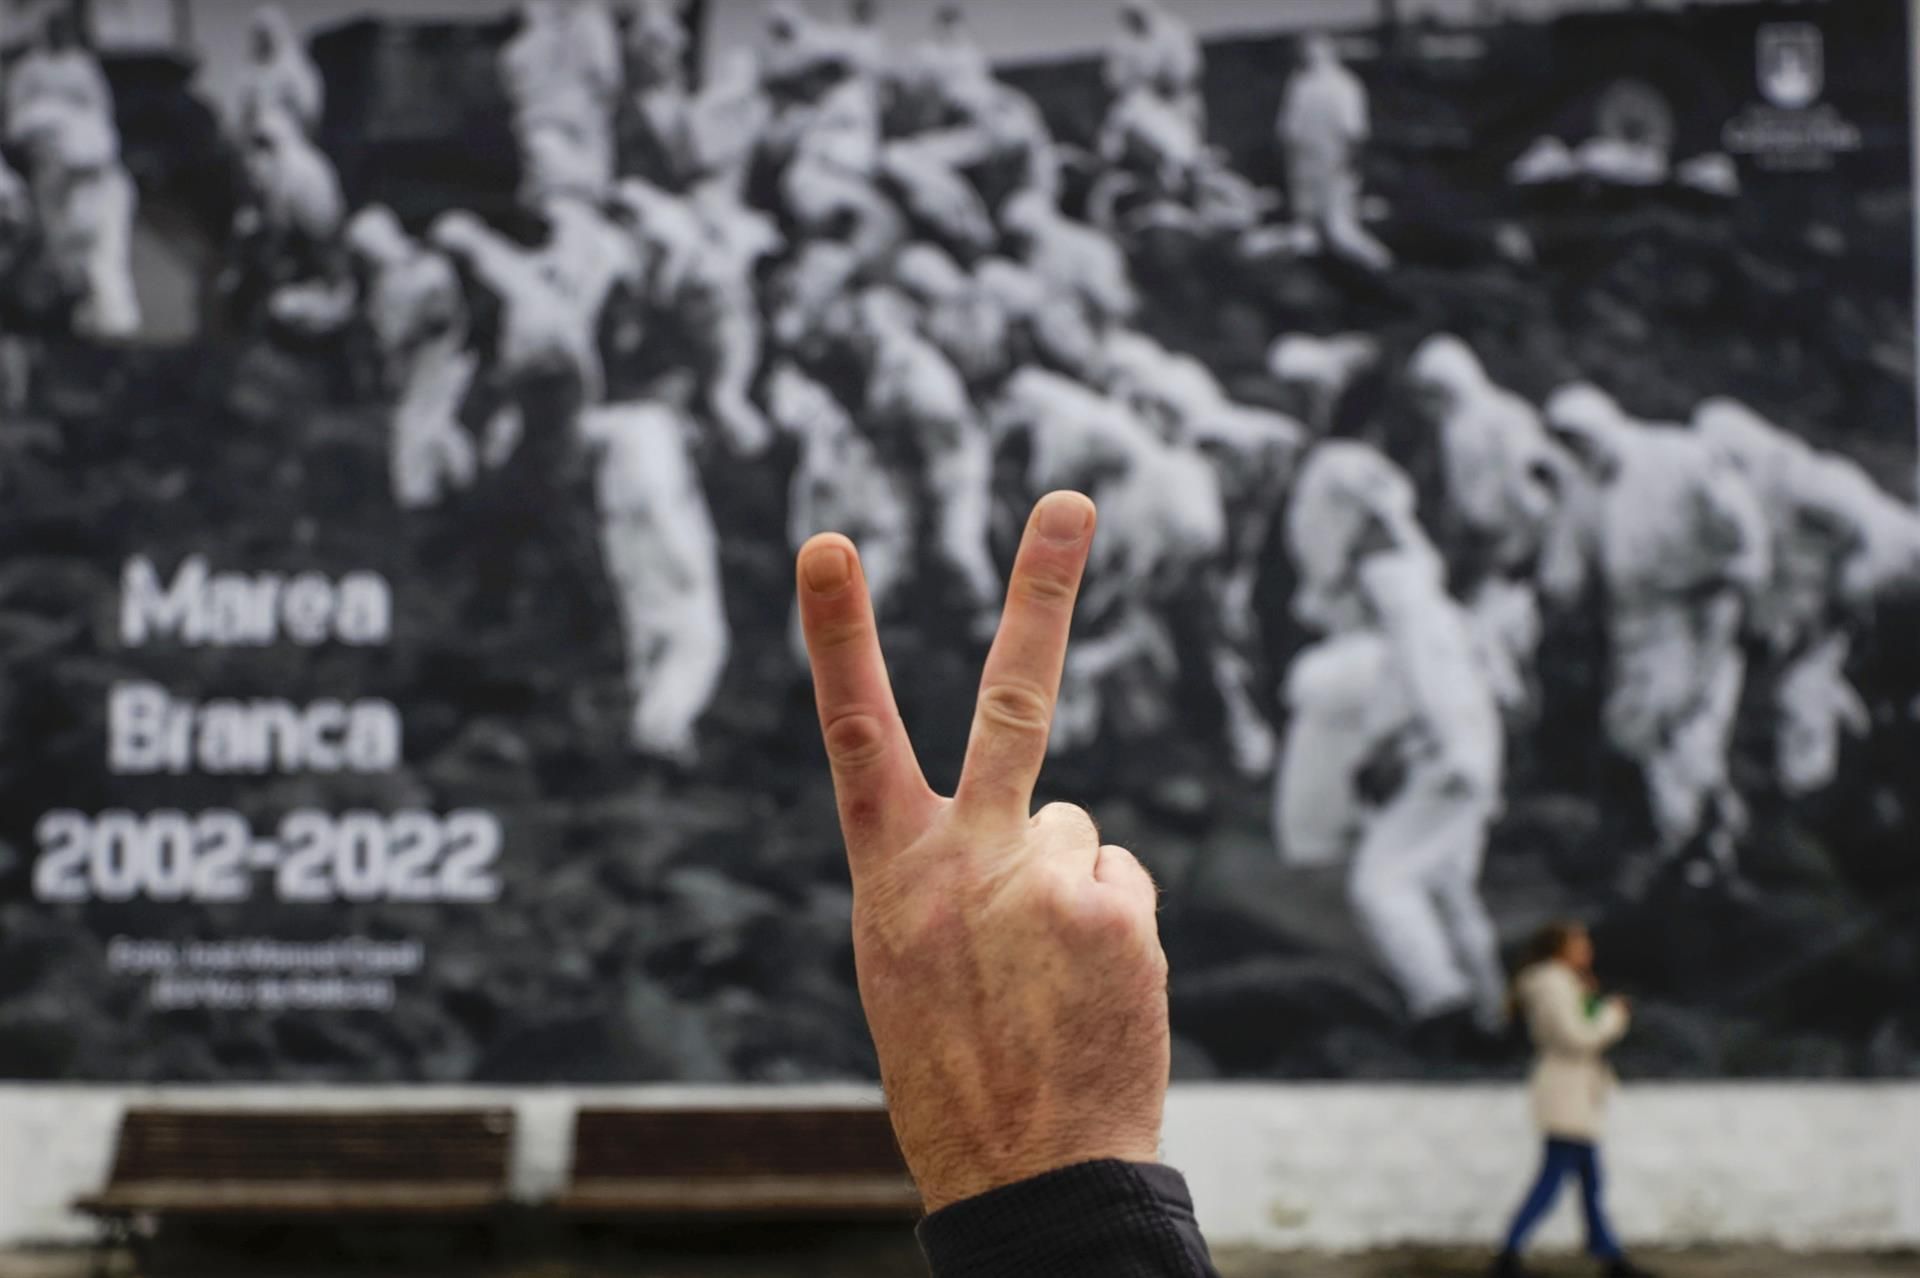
[1522,919,1585,970]
[1506,919,1586,1022]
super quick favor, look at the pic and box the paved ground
[4,1238,1917,1278]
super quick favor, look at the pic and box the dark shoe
[1606,1259,1659,1278]
[1488,1253,1538,1278]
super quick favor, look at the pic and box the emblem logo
[1758,24,1823,110]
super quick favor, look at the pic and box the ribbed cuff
[917,1160,1206,1278]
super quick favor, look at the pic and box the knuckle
[1083,891,1144,944]
[1036,868,1086,923]
[976,679,1054,735]
[1100,843,1153,892]
[1036,801,1095,832]
[808,614,869,653]
[823,711,892,771]
[1014,566,1078,608]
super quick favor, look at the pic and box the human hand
[796,491,1170,1214]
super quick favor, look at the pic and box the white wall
[1164,1085,1920,1252]
[3,1083,1918,1250]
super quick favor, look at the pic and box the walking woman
[1493,921,1655,1278]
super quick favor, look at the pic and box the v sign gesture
[797,490,1171,1214]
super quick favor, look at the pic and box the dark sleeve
[917,1161,1220,1278]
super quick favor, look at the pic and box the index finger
[954,492,1096,826]
[798,534,936,871]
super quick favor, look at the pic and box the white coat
[1517,961,1628,1142]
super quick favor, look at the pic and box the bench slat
[554,1176,922,1219]
[570,1108,909,1181]
[77,1109,516,1220]
[76,1183,509,1217]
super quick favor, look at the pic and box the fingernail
[1036,493,1093,544]
[802,544,853,594]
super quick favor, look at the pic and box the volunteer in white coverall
[1185,394,1306,771]
[611,177,778,457]
[6,15,139,337]
[581,401,729,764]
[622,0,699,189]
[768,361,912,659]
[1104,0,1204,134]
[1408,335,1573,717]
[1001,189,1138,328]
[972,79,1068,212]
[682,48,772,202]
[852,288,1000,628]
[499,0,623,200]
[346,206,479,510]
[990,367,1227,755]
[764,72,902,354]
[1814,456,1920,612]
[430,210,603,464]
[883,130,1000,262]
[910,5,993,114]
[891,243,1017,390]
[1098,84,1204,209]
[236,6,323,136]
[1277,441,1507,1033]
[5,11,112,136]
[764,6,902,266]
[992,366,1155,506]
[900,8,1061,212]
[1267,332,1379,436]
[1545,386,1770,873]
[1070,440,1231,752]
[9,103,138,339]
[974,255,1106,385]
[1694,398,1920,796]
[1277,35,1392,273]
[1102,329,1304,772]
[238,104,345,274]
[628,0,690,91]
[0,153,33,411]
[757,0,834,83]
[538,192,640,343]
[842,0,889,78]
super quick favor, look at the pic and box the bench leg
[91,1215,131,1278]
[127,1223,156,1278]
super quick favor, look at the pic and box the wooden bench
[73,1107,517,1226]
[555,1107,922,1221]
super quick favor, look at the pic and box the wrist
[913,1132,1164,1215]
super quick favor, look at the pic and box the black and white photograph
[0,0,1914,1087]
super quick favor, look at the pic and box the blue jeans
[1501,1137,1624,1260]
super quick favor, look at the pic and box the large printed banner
[0,0,1915,1083]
